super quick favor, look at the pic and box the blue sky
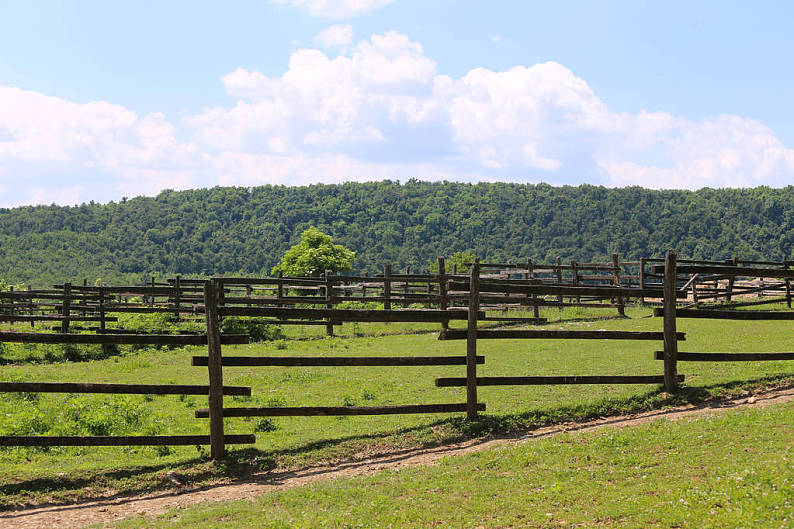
[1,0,793,207]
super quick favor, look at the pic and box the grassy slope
[2,305,794,508]
[114,401,794,529]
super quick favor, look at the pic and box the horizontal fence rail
[435,375,686,387]
[0,435,256,447]
[195,403,486,418]
[0,382,252,396]
[191,355,486,367]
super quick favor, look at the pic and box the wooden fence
[1,252,793,458]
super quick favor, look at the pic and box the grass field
[113,400,794,529]
[2,304,794,509]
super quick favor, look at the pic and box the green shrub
[220,317,284,342]
[253,418,278,433]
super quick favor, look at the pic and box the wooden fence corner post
[204,279,225,460]
[663,250,678,392]
[466,259,480,420]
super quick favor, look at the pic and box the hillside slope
[1,180,793,285]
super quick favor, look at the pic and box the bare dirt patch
[3,386,793,529]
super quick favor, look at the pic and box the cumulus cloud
[272,0,394,19]
[0,86,206,206]
[314,24,354,50]
[186,32,794,191]
[1,29,794,207]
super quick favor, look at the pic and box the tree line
[1,180,792,286]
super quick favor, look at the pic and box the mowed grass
[114,401,794,529]
[2,305,794,508]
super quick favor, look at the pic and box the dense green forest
[1,180,793,286]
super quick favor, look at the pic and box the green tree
[430,251,478,274]
[271,227,355,276]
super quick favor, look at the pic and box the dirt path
[3,387,793,529]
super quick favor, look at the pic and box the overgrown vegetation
[0,392,162,453]
[220,317,284,342]
[2,181,794,285]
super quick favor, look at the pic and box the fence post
[466,259,480,420]
[61,282,71,334]
[174,275,181,321]
[426,271,433,309]
[663,250,678,392]
[639,257,646,304]
[555,257,563,309]
[27,285,34,328]
[277,271,284,308]
[99,286,110,355]
[325,270,334,336]
[438,257,449,335]
[384,264,392,312]
[783,258,791,308]
[403,266,411,308]
[8,286,13,318]
[98,286,106,330]
[726,258,737,302]
[204,279,225,459]
[526,258,539,318]
[571,260,580,303]
[612,253,625,316]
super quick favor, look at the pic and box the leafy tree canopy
[271,227,355,277]
[430,251,477,274]
[1,181,793,286]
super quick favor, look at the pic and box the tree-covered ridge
[1,180,793,285]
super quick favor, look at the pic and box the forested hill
[1,180,793,286]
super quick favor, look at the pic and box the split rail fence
[1,252,792,458]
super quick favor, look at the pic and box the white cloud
[314,24,354,50]
[0,86,204,206]
[187,34,794,190]
[272,0,394,19]
[1,29,794,207]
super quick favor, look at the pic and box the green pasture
[1,304,793,509]
[115,400,794,529]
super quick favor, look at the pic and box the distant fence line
[1,253,793,459]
